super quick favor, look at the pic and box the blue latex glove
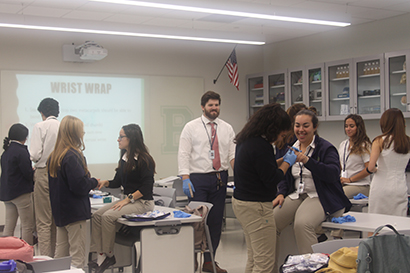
[331,215,356,224]
[173,211,192,218]
[183,178,195,197]
[283,150,297,166]
[353,193,368,200]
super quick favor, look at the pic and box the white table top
[90,197,202,226]
[117,205,202,226]
[322,211,410,233]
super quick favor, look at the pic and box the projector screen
[1,71,144,165]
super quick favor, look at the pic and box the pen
[288,145,301,152]
[188,183,194,198]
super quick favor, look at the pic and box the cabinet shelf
[358,73,380,78]
[251,88,263,92]
[331,97,350,101]
[392,92,406,96]
[310,100,322,103]
[270,85,285,89]
[392,70,406,74]
[311,80,322,84]
[293,82,303,86]
[358,95,380,99]
[251,105,264,108]
[254,98,264,101]
[331,77,349,81]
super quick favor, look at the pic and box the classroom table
[322,211,410,235]
[90,198,202,273]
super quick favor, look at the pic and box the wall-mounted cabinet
[354,54,385,119]
[306,64,325,119]
[247,74,265,117]
[289,68,304,106]
[268,70,287,111]
[325,59,353,121]
[247,50,407,121]
[385,50,410,118]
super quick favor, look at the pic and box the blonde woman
[48,116,98,268]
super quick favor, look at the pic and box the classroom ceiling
[1,0,410,45]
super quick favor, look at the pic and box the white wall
[262,12,410,146]
[0,28,263,181]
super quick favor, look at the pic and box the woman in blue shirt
[0,123,34,245]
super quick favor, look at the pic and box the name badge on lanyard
[341,170,348,178]
[209,150,215,159]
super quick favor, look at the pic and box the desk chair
[153,187,176,208]
[311,238,362,254]
[188,201,217,273]
[173,178,189,207]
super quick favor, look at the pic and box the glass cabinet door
[307,65,324,118]
[268,71,286,110]
[385,50,410,117]
[247,75,265,117]
[326,59,353,120]
[355,55,384,118]
[289,69,304,106]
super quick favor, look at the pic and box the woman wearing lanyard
[339,114,372,198]
[273,109,351,255]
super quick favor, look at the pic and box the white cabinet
[385,50,410,117]
[268,70,287,111]
[354,54,385,119]
[306,63,325,119]
[325,59,354,121]
[289,67,304,106]
[246,74,265,117]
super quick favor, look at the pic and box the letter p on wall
[161,106,193,154]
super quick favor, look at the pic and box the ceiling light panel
[90,0,351,26]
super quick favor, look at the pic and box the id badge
[297,182,305,194]
[209,150,215,160]
[341,170,347,178]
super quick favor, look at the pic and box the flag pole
[213,46,237,84]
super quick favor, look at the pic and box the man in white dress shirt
[178,91,235,273]
[30,98,60,257]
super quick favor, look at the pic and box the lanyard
[298,146,313,185]
[343,140,351,172]
[201,118,217,150]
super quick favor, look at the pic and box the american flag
[225,49,239,90]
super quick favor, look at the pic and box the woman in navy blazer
[48,116,98,268]
[0,123,35,245]
[273,109,351,255]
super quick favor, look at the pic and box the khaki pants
[91,199,154,255]
[343,184,369,199]
[273,194,344,254]
[55,220,87,269]
[33,168,56,257]
[232,197,276,273]
[3,193,35,245]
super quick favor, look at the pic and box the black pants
[190,171,228,262]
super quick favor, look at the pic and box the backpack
[0,237,33,263]
[182,205,209,251]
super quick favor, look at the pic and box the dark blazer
[234,136,285,202]
[0,142,34,201]
[277,136,352,215]
[108,156,154,200]
[49,149,98,227]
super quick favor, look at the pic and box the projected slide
[1,71,144,165]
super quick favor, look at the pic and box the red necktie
[210,122,221,170]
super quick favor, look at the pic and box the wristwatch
[127,193,135,203]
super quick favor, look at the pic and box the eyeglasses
[118,135,127,140]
